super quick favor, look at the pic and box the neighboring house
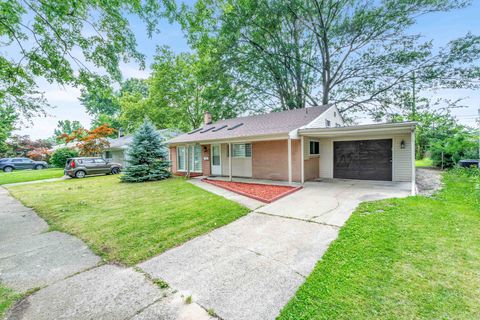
[167,105,416,193]
[104,129,180,167]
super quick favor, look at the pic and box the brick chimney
[204,111,212,126]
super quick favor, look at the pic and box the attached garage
[298,122,416,194]
[333,139,392,181]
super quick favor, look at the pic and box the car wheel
[3,166,13,173]
[111,167,120,174]
[35,164,44,170]
[75,170,86,178]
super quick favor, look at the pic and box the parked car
[64,157,122,178]
[0,158,48,172]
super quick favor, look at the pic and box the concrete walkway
[0,187,213,320]
[2,178,412,320]
[138,178,411,320]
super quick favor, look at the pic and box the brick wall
[252,139,318,182]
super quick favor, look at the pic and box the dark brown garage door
[334,139,392,181]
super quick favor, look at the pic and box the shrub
[27,147,52,162]
[50,147,79,167]
[121,119,171,183]
[430,131,477,168]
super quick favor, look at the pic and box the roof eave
[298,122,417,136]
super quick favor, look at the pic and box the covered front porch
[169,122,416,195]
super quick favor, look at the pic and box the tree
[121,119,171,183]
[0,0,173,118]
[181,0,479,117]
[80,78,148,131]
[4,135,53,157]
[50,147,79,168]
[54,120,84,143]
[62,125,116,156]
[120,47,248,131]
[0,107,17,155]
[27,148,52,162]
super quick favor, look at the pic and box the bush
[27,147,52,162]
[50,147,79,167]
[121,119,171,183]
[430,131,477,168]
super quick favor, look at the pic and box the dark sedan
[0,158,48,172]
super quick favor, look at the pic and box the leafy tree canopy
[0,0,175,118]
[120,47,249,131]
[0,107,17,154]
[80,78,148,130]
[54,120,84,143]
[180,0,480,118]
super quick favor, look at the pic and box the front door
[211,144,222,175]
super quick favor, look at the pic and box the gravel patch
[416,168,443,196]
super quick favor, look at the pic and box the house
[166,105,416,193]
[104,129,180,167]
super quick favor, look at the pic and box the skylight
[188,128,203,135]
[200,127,215,133]
[227,123,244,130]
[212,125,228,132]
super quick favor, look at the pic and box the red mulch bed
[202,179,302,203]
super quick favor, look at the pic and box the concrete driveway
[258,179,411,227]
[139,179,411,320]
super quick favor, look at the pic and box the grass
[8,175,249,265]
[0,285,22,318]
[0,168,64,185]
[415,158,434,167]
[279,169,480,320]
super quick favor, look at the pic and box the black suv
[64,157,122,178]
[0,158,48,172]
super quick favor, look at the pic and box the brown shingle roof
[167,105,330,144]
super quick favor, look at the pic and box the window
[177,146,186,171]
[334,111,337,117]
[188,145,202,172]
[232,143,252,158]
[105,151,112,159]
[177,145,202,172]
[309,140,320,155]
[94,159,107,164]
[325,119,331,127]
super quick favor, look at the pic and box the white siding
[318,134,412,182]
[220,143,253,177]
[305,105,345,129]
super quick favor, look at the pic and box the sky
[14,1,480,139]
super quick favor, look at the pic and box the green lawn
[7,176,249,265]
[415,158,434,167]
[0,285,21,318]
[0,168,64,185]
[279,169,480,320]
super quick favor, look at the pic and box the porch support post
[300,136,305,184]
[186,144,190,176]
[288,137,292,185]
[411,128,416,195]
[228,142,232,181]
